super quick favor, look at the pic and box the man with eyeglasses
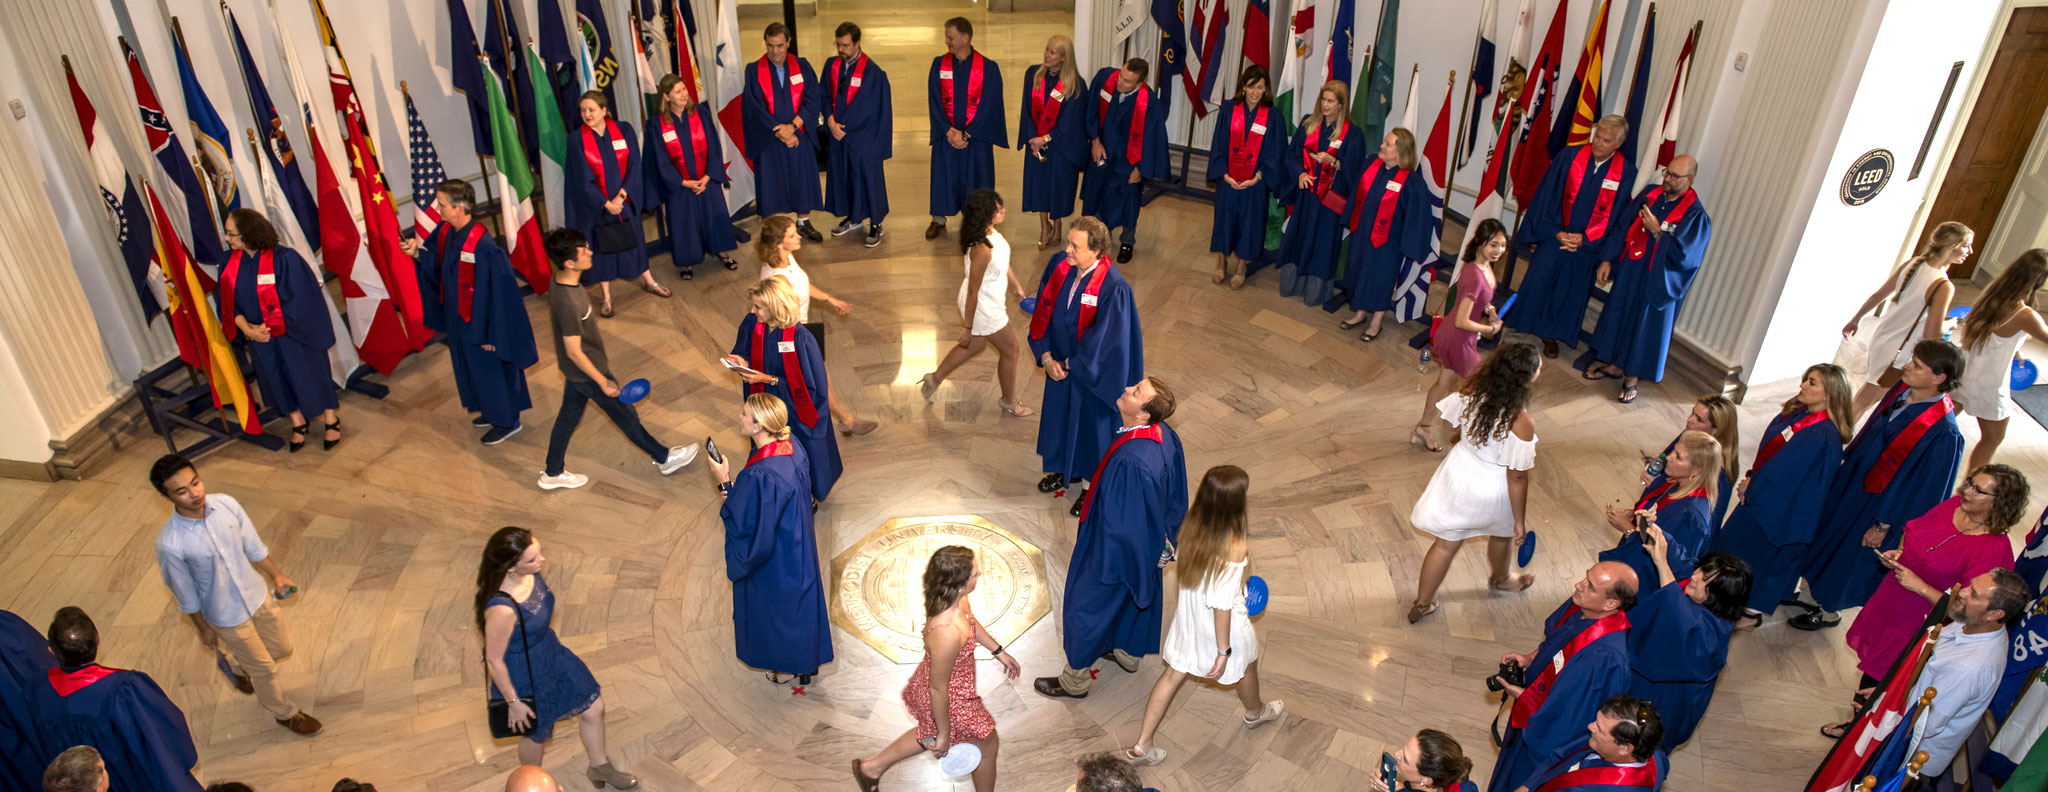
[1583,155,1712,405]
[1511,694,1670,792]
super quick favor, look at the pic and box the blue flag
[575,0,621,114]
[535,0,580,123]
[483,0,538,165]
[1150,0,1188,114]
[122,39,223,267]
[447,0,494,156]
[1461,0,1497,168]
[1994,504,2048,719]
[172,20,238,214]
[225,8,321,251]
[1618,6,1655,165]
[1327,0,1357,91]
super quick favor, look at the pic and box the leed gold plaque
[830,515,1051,663]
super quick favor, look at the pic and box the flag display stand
[342,367,389,399]
[134,354,285,457]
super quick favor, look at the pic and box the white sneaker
[656,444,701,475]
[538,471,589,490]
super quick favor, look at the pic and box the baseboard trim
[1667,334,1749,404]
[19,389,150,482]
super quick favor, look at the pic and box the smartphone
[705,437,724,465]
[1379,751,1398,790]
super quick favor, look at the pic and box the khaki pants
[1056,648,1141,695]
[216,601,299,719]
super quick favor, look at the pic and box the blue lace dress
[487,575,600,742]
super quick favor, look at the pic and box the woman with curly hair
[1405,342,1543,624]
[920,189,1033,415]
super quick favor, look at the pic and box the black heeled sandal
[323,418,343,451]
[288,423,309,453]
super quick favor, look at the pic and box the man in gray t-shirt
[539,228,698,489]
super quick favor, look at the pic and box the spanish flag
[143,180,262,434]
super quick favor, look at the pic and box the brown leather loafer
[232,673,254,695]
[277,712,323,735]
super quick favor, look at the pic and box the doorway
[1924,6,2048,280]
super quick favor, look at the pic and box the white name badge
[1251,123,1267,134]
[1051,88,1065,100]
[1601,178,1620,189]
[662,130,678,142]
[790,74,804,85]
[777,341,796,353]
[460,251,477,263]
[1329,139,1344,150]
[612,139,628,151]
[850,77,863,87]
[940,69,954,79]
[1080,293,1099,307]
[1662,221,1677,232]
[1099,89,1113,101]
[256,273,277,285]
[1386,182,1402,193]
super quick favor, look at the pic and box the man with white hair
[1506,115,1638,361]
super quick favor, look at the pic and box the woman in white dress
[921,190,1034,416]
[1841,221,1971,416]
[758,215,879,435]
[1124,465,1283,766]
[1954,249,2048,471]
[1406,342,1543,624]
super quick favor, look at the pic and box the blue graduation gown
[1333,161,1434,312]
[564,120,651,284]
[743,56,824,217]
[721,444,832,676]
[1800,392,1963,611]
[1509,145,1637,347]
[1079,69,1169,235]
[1205,100,1284,259]
[1028,254,1145,481]
[645,106,737,268]
[0,610,53,792]
[1642,435,1735,529]
[1589,188,1713,381]
[1490,600,1634,792]
[1276,120,1366,306]
[729,314,842,500]
[1600,493,1714,588]
[1020,65,1089,219]
[220,247,338,416]
[1625,582,1731,750]
[1517,747,1670,792]
[928,51,1008,217]
[1711,409,1843,611]
[1061,423,1189,669]
[415,221,535,428]
[821,55,892,225]
[33,666,202,792]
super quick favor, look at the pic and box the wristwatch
[1216,647,1233,657]
[716,481,733,496]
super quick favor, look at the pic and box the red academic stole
[823,54,869,113]
[1078,424,1164,521]
[939,51,987,127]
[1302,120,1350,213]
[1344,158,1411,246]
[1095,73,1151,165]
[659,110,709,180]
[749,323,820,428]
[220,249,286,340]
[1509,609,1631,729]
[581,119,630,197]
[1624,188,1697,265]
[47,665,121,697]
[1028,254,1113,341]
[1031,68,1068,137]
[435,223,488,322]
[1753,409,1830,473]
[1227,103,1269,182]
[1562,146,1626,242]
[745,439,794,468]
[1635,478,1707,512]
[1531,754,1661,792]
[1863,382,1956,493]
[754,56,806,126]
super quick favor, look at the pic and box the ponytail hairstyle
[755,215,797,269]
[1175,466,1250,592]
[474,527,533,631]
[1411,729,1473,790]
[743,392,793,441]
[921,545,978,619]
[1889,221,1972,305]
[1960,249,2048,352]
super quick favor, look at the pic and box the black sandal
[1618,385,1639,404]
[720,255,739,270]
[678,268,694,281]
[1358,331,1380,343]
[288,423,309,454]
[323,418,343,451]
[1819,722,1849,740]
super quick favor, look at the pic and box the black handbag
[486,601,538,739]
[590,217,638,254]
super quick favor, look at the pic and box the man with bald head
[505,766,562,792]
[1508,115,1638,360]
[1487,561,1639,792]
[1585,155,1713,403]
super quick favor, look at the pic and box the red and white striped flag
[1638,22,1699,193]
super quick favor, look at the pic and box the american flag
[405,91,446,237]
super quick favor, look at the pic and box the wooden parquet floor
[6,4,2046,790]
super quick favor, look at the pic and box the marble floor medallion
[829,515,1052,663]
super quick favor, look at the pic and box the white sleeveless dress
[957,229,1012,335]
[1161,559,1259,684]
[762,258,813,322]
[1411,393,1539,541]
[1955,322,2027,421]
[1863,262,1946,383]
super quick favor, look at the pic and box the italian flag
[480,57,553,294]
[528,41,569,232]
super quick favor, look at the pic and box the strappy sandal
[288,422,309,454]
[851,759,881,792]
[720,255,739,270]
[1409,425,1442,452]
[323,418,343,451]
[1213,260,1228,285]
[1490,574,1535,593]
[1819,722,1850,740]
[1001,400,1035,417]
[1406,600,1440,624]
[1229,263,1246,290]
[638,281,672,298]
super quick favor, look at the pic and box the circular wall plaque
[1840,148,1894,206]
[829,515,1052,663]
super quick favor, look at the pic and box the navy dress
[928,51,1007,217]
[1205,99,1283,259]
[1711,408,1843,612]
[1276,119,1365,306]
[1020,64,1087,220]
[821,54,892,226]
[220,247,338,416]
[1508,144,1636,347]
[1626,581,1732,750]
[486,575,600,743]
[729,314,842,500]
[1332,160,1434,313]
[722,439,833,677]
[645,105,737,271]
[565,120,651,285]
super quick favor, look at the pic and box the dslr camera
[1487,659,1527,692]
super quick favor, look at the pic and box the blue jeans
[543,378,668,476]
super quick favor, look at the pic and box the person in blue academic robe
[409,182,536,441]
[1020,45,1089,247]
[1640,431,1736,531]
[1509,122,1637,357]
[1491,563,1637,792]
[1586,157,1713,402]
[1079,61,1168,262]
[1711,380,1848,617]
[1514,742,1670,792]
[1026,228,1144,509]
[711,411,831,683]
[0,610,53,792]
[728,304,842,502]
[1625,550,1748,751]
[566,93,667,312]
[1331,128,1435,341]
[217,210,339,451]
[1205,68,1283,288]
[925,18,1007,240]
[645,80,737,280]
[821,27,892,244]
[1276,96,1367,306]
[743,24,825,238]
[34,607,202,792]
[1794,350,1966,628]
[1034,378,1188,698]
[1601,494,1714,594]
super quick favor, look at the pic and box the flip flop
[1618,385,1639,404]
[1819,722,1849,740]
[1582,367,1614,381]
[638,281,672,298]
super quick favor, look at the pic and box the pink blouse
[1844,497,2015,679]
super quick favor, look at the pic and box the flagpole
[1361,0,1391,92]
[491,0,535,163]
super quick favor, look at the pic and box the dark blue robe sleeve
[1660,497,1713,580]
[1517,148,1572,245]
[1163,426,1189,545]
[1258,112,1286,193]
[1137,88,1169,179]
[1205,100,1232,184]
[414,228,447,334]
[564,127,607,226]
[731,312,755,360]
[620,121,646,209]
[1714,471,1734,530]
[1084,68,1115,142]
[704,105,731,183]
[1331,129,1368,199]
[742,62,773,163]
[927,56,947,145]
[793,325,831,423]
[275,248,335,349]
[0,611,52,792]
[1627,583,1730,685]
[643,121,673,203]
[475,244,538,368]
[974,59,1008,148]
[797,58,820,135]
[1025,253,1065,362]
[1522,642,1633,769]
[722,462,793,580]
[112,674,204,792]
[1651,203,1712,304]
[1092,445,1172,608]
[1873,418,1965,535]
[1020,65,1040,150]
[1745,423,1844,540]
[1279,124,1310,204]
[832,63,893,160]
[1396,169,1435,262]
[1069,275,1143,404]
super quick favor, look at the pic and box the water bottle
[1418,345,1433,373]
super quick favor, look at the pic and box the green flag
[480,57,552,291]
[1356,0,1399,143]
[526,42,567,230]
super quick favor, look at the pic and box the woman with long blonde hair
[1124,466,1283,766]
[1602,431,1722,588]
[756,215,878,435]
[1711,364,1854,624]
[1020,35,1087,250]
[1275,80,1363,306]
[1953,249,2048,470]
[1842,221,1971,414]
[1639,395,1740,528]
[1334,126,1433,342]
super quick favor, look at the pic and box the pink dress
[1844,497,2015,679]
[901,621,997,746]
[1431,261,1496,378]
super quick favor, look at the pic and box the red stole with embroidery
[1344,158,1411,246]
[221,249,286,340]
[1028,255,1112,341]
[749,323,820,427]
[1563,146,1625,242]
[659,109,709,180]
